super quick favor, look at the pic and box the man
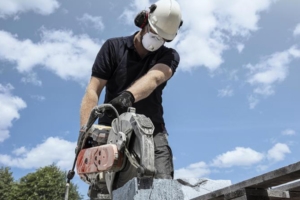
[79,0,182,199]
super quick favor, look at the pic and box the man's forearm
[80,89,99,127]
[127,65,172,102]
[127,72,161,102]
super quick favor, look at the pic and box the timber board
[191,161,300,200]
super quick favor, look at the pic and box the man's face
[141,24,165,51]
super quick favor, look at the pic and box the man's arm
[127,63,173,102]
[80,76,107,127]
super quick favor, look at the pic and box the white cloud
[120,0,150,24]
[281,129,296,136]
[122,0,277,71]
[229,70,239,81]
[0,137,76,170]
[13,15,20,20]
[21,72,42,86]
[218,86,234,97]
[247,47,300,86]
[31,95,46,101]
[211,147,264,168]
[237,43,245,53]
[12,146,28,156]
[174,162,210,182]
[0,0,59,18]
[0,84,27,142]
[245,46,300,108]
[253,85,274,96]
[248,95,260,109]
[77,13,105,31]
[293,23,300,36]
[177,143,292,177]
[256,164,269,171]
[267,143,290,162]
[62,8,69,14]
[0,29,102,84]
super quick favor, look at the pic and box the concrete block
[112,178,231,200]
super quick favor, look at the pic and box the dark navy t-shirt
[91,32,180,132]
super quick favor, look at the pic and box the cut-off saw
[65,104,156,199]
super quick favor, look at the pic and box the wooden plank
[226,189,271,200]
[289,191,300,199]
[224,188,290,200]
[224,189,246,200]
[254,165,300,188]
[272,180,300,192]
[191,161,300,200]
[265,190,290,199]
[271,180,300,199]
[228,195,247,200]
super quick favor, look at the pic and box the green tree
[0,167,15,200]
[16,164,83,200]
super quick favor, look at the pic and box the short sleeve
[91,40,115,80]
[156,48,180,75]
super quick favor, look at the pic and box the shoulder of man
[104,34,134,48]
[158,45,180,60]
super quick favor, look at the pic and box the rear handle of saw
[85,104,120,131]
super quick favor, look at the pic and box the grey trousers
[153,131,174,179]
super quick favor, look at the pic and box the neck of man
[134,30,149,58]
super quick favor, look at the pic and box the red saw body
[76,144,124,175]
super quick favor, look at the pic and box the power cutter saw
[65,104,156,199]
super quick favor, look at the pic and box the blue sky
[0,0,300,197]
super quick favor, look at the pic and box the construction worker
[79,0,182,199]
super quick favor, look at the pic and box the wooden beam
[272,180,300,192]
[224,189,246,200]
[223,188,291,200]
[271,180,300,199]
[191,161,300,200]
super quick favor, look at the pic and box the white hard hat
[148,0,182,41]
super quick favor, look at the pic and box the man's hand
[108,91,135,117]
[75,125,87,154]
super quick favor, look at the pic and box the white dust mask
[142,29,165,52]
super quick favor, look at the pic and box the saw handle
[86,104,120,131]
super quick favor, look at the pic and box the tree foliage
[0,167,15,200]
[0,165,83,200]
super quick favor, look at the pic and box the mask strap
[146,24,151,33]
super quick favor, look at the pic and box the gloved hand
[107,91,135,117]
[75,125,87,154]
